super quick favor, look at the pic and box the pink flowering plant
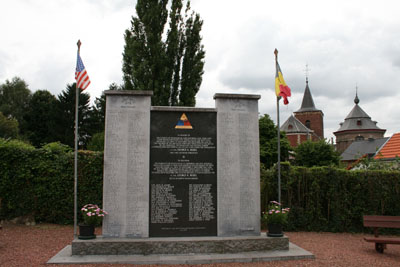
[262,201,290,225]
[81,204,107,226]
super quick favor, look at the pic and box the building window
[288,124,293,130]
[355,135,364,141]
[357,120,362,126]
[305,120,311,129]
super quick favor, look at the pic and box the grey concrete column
[214,93,261,236]
[102,90,152,238]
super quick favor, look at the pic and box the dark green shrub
[261,163,400,232]
[0,139,35,219]
[0,138,103,224]
[2,137,400,231]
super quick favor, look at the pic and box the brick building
[334,93,386,154]
[281,78,324,147]
[280,115,314,147]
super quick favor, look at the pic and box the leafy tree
[259,114,291,168]
[0,112,19,139]
[24,90,58,147]
[87,132,104,151]
[0,77,32,134]
[54,83,92,148]
[294,140,340,167]
[177,6,205,106]
[122,0,205,106]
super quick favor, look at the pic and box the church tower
[334,91,386,154]
[293,78,324,141]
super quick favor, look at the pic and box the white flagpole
[73,40,81,238]
[274,49,281,204]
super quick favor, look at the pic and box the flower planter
[78,224,96,240]
[80,204,107,233]
[267,223,283,237]
[262,201,289,237]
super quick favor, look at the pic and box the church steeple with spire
[297,76,318,112]
[293,72,324,140]
[280,65,324,147]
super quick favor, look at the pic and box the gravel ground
[1,223,400,267]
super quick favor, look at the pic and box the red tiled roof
[375,133,400,159]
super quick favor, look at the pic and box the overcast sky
[1,0,399,141]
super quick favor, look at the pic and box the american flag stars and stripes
[75,53,90,90]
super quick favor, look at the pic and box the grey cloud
[214,18,279,90]
[393,58,400,68]
[28,57,72,96]
[220,73,269,90]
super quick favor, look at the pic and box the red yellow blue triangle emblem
[175,113,193,129]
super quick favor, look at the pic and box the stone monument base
[49,242,315,265]
[72,234,288,256]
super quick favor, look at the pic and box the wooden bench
[363,215,400,253]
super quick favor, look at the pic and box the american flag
[75,53,90,90]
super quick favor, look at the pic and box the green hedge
[261,163,400,232]
[0,139,103,224]
[2,138,400,232]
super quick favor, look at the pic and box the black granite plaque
[149,111,217,237]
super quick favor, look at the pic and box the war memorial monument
[49,90,313,264]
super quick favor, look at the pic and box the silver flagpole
[274,49,281,204]
[276,97,281,204]
[73,40,81,238]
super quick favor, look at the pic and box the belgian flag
[275,61,291,105]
